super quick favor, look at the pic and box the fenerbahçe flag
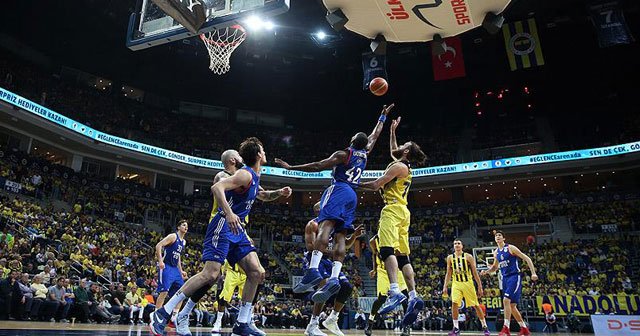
[431,36,466,81]
[502,18,545,71]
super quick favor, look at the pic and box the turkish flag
[432,36,466,81]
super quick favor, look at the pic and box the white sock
[330,310,339,319]
[310,251,323,269]
[389,283,400,294]
[480,318,487,328]
[408,290,417,300]
[215,312,224,325]
[453,319,459,329]
[331,261,343,278]
[369,314,376,322]
[162,291,186,315]
[504,323,510,329]
[237,302,253,324]
[179,299,197,318]
[311,315,319,324]
[518,321,527,328]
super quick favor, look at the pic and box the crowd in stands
[0,147,639,328]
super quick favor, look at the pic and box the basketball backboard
[126,0,289,50]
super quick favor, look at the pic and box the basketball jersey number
[345,167,363,183]
[369,57,379,68]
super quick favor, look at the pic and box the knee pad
[379,247,395,262]
[335,281,353,304]
[397,255,411,269]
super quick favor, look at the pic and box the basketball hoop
[200,25,247,75]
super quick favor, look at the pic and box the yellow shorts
[451,281,479,307]
[219,268,247,302]
[376,268,408,295]
[378,204,411,255]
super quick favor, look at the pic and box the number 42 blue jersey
[332,147,368,188]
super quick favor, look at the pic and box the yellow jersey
[450,253,473,283]
[380,161,411,206]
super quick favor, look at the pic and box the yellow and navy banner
[481,297,504,311]
[537,295,640,317]
[502,18,545,71]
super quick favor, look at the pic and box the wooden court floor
[0,321,594,336]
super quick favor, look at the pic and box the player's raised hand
[369,269,376,279]
[353,224,365,238]
[279,186,292,197]
[390,117,401,132]
[226,212,241,234]
[274,158,290,169]
[381,103,395,116]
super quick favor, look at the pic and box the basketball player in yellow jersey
[211,260,247,332]
[443,239,490,336]
[366,234,409,336]
[176,149,291,335]
[360,116,427,327]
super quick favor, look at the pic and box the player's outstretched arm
[390,116,401,160]
[155,233,178,270]
[467,253,484,297]
[509,245,538,281]
[257,186,292,202]
[366,103,394,152]
[442,255,452,298]
[360,161,407,191]
[480,250,499,276]
[274,150,348,172]
[345,224,365,250]
[211,169,253,234]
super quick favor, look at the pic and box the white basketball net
[200,25,247,75]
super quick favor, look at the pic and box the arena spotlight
[244,15,268,31]
[431,34,446,56]
[264,21,275,30]
[482,12,505,35]
[370,34,387,55]
[326,9,348,31]
[316,31,327,40]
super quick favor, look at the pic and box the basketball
[369,77,388,96]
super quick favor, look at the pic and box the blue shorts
[502,273,522,303]
[203,214,256,266]
[316,182,357,234]
[157,265,184,293]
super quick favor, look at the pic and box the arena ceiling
[0,0,639,130]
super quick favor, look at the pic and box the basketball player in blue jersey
[481,230,538,336]
[172,148,290,336]
[154,219,188,310]
[150,137,273,336]
[301,203,365,336]
[275,104,394,303]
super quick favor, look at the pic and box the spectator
[125,284,144,324]
[47,276,70,322]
